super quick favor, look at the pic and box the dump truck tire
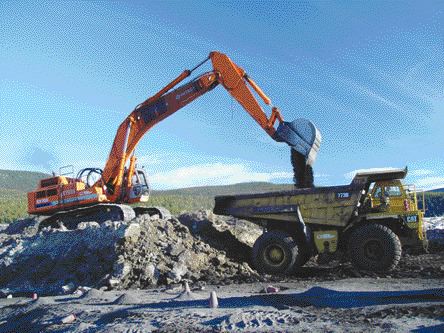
[252,231,298,274]
[348,224,401,272]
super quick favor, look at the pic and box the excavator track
[38,204,172,230]
[133,206,172,220]
[38,204,136,230]
[27,51,319,232]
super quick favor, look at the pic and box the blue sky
[1,1,443,190]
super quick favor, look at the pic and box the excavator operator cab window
[132,169,150,197]
[132,174,140,186]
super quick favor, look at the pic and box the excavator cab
[77,166,150,203]
[28,51,322,221]
[127,168,150,203]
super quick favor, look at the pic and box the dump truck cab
[352,168,427,250]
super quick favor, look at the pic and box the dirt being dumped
[291,148,314,188]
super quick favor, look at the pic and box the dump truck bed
[214,183,365,228]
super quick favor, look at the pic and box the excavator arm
[101,51,321,199]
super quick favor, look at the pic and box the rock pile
[114,212,260,289]
[178,210,262,259]
[424,217,444,248]
[0,211,261,295]
[0,219,139,295]
[1,213,442,296]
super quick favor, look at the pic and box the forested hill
[0,170,50,192]
[0,169,443,223]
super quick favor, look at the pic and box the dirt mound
[1,212,443,296]
[80,288,104,300]
[178,210,262,260]
[114,213,259,289]
[0,211,260,295]
[113,292,140,305]
[0,221,139,295]
[3,217,40,236]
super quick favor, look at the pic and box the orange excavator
[28,51,321,229]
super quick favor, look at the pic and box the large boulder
[178,210,262,262]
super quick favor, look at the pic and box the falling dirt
[291,148,314,188]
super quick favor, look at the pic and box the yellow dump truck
[214,168,427,274]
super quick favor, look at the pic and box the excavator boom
[28,51,321,221]
[209,52,321,166]
[102,51,321,196]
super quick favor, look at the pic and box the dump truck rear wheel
[348,224,401,272]
[252,231,298,274]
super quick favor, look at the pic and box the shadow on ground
[93,287,444,326]
[1,287,443,333]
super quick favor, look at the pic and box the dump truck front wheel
[252,231,298,274]
[348,224,401,272]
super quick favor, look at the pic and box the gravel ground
[0,278,442,332]
[0,212,443,332]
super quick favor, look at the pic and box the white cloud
[314,173,330,178]
[149,163,293,189]
[413,177,444,190]
[344,167,398,181]
[331,74,409,115]
[408,169,434,177]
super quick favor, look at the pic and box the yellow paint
[368,180,424,240]
[231,190,360,227]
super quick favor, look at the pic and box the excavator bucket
[273,118,321,166]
